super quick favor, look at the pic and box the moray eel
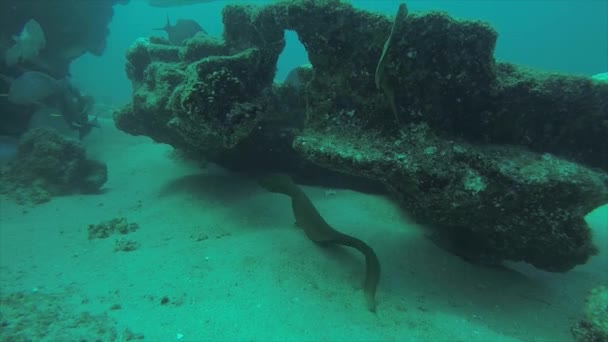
[259,173,381,312]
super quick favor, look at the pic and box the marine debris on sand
[154,15,206,46]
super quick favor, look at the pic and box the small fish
[148,0,219,7]
[154,15,205,46]
[5,19,46,67]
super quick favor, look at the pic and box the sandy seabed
[1,119,606,341]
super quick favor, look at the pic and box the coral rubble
[572,286,608,342]
[0,128,107,204]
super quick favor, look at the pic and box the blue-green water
[1,1,607,341]
[72,0,608,106]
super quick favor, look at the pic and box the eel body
[259,173,380,312]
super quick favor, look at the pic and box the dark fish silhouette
[154,15,205,45]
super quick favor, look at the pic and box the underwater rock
[0,128,107,204]
[116,0,608,271]
[571,286,608,342]
[483,64,608,172]
[292,124,607,272]
[116,26,282,157]
[283,64,312,89]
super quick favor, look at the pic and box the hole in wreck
[275,29,310,84]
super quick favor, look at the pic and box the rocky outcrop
[115,0,608,271]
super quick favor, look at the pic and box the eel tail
[334,233,381,312]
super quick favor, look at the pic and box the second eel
[259,173,381,312]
